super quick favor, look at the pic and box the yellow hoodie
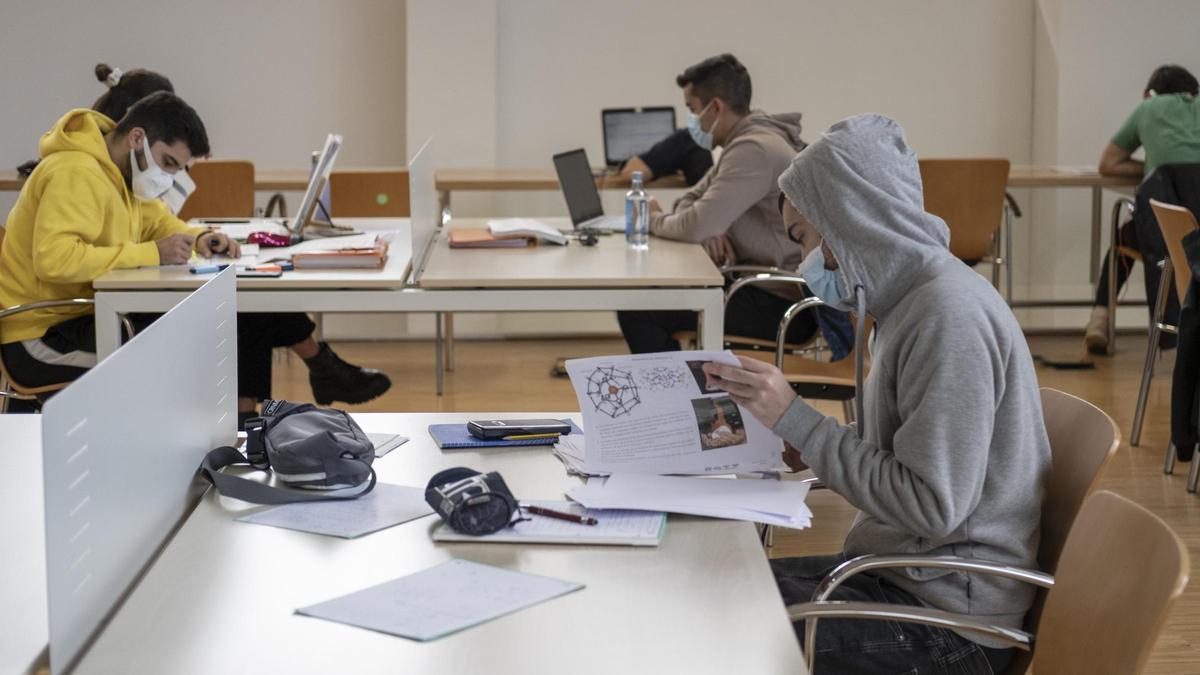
[0,109,199,344]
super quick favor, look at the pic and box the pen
[502,432,562,441]
[523,504,598,526]
[189,264,230,274]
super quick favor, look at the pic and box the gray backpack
[200,400,376,504]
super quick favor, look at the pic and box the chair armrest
[1004,191,1023,219]
[813,554,1053,605]
[725,273,810,305]
[788,600,1033,672]
[0,299,135,340]
[0,298,95,319]
[774,297,827,367]
[720,264,794,278]
[797,554,1052,672]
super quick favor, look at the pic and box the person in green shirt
[1085,64,1200,354]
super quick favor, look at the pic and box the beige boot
[1084,306,1110,354]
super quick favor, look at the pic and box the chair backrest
[1032,491,1188,674]
[1001,388,1120,675]
[329,169,410,217]
[177,160,255,220]
[918,158,1010,262]
[1036,387,1121,573]
[1149,198,1200,301]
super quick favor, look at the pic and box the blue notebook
[428,421,583,449]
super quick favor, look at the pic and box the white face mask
[160,169,196,215]
[130,136,174,201]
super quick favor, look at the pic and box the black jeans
[1,312,315,405]
[617,284,819,353]
[773,554,1014,675]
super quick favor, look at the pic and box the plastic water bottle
[625,171,650,251]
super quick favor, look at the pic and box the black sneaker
[304,342,392,405]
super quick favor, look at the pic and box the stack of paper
[567,473,812,529]
[551,434,608,477]
[487,218,569,245]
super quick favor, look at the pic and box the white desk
[92,218,414,360]
[92,217,726,393]
[0,415,48,675]
[71,412,806,674]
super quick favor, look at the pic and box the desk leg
[438,190,451,225]
[697,291,725,351]
[435,311,444,396]
[444,314,455,372]
[1090,186,1102,284]
[94,294,123,362]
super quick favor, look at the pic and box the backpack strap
[200,446,376,505]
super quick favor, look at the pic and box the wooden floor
[272,334,1199,673]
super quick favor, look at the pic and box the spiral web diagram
[586,365,642,418]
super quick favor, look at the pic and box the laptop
[602,107,676,168]
[193,133,356,242]
[552,148,625,232]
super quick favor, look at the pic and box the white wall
[0,0,406,217]
[1028,0,1200,330]
[405,0,1038,339]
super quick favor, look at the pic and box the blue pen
[189,264,230,274]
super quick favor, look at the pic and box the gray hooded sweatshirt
[774,114,1051,642]
[651,111,806,271]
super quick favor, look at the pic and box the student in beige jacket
[618,54,852,355]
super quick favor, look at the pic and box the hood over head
[776,113,951,318]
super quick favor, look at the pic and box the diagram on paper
[637,366,690,392]
[587,366,642,418]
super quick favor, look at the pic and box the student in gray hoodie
[617,54,852,356]
[704,114,1051,674]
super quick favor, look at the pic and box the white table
[93,218,726,394]
[70,412,806,674]
[0,415,48,675]
[92,218,415,360]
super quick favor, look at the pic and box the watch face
[459,495,515,535]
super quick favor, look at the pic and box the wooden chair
[788,387,1122,674]
[1134,200,1200,490]
[919,158,1013,299]
[790,490,1186,674]
[177,160,255,220]
[329,170,410,218]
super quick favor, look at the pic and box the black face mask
[424,468,523,536]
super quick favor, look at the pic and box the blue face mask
[687,102,717,150]
[797,245,847,305]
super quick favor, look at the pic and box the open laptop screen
[602,107,676,166]
[290,133,342,234]
[553,148,604,226]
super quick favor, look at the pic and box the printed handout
[563,351,784,475]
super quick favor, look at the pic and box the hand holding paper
[702,357,798,429]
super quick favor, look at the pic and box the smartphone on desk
[467,419,572,440]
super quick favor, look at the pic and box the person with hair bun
[3,68,392,416]
[16,63,175,178]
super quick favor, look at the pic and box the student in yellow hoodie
[0,90,391,416]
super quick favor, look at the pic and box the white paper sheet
[236,483,433,538]
[366,432,409,458]
[564,351,785,475]
[296,559,584,641]
[432,500,665,546]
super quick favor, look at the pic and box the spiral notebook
[427,421,583,449]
